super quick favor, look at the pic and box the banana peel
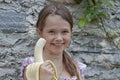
[25,38,59,80]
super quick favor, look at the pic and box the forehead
[44,14,71,30]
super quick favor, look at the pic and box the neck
[43,51,64,76]
[43,51,63,64]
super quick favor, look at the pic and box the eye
[62,30,69,33]
[48,30,55,34]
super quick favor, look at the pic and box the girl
[21,2,86,80]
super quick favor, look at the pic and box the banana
[25,38,59,80]
[34,38,46,63]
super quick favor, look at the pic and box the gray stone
[0,62,6,67]
[0,68,15,77]
[4,0,12,3]
[0,0,3,2]
[0,11,27,33]
[0,12,25,22]
[0,22,27,33]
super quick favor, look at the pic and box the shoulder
[76,61,87,77]
[21,56,34,67]
[20,56,34,79]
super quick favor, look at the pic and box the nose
[55,34,63,41]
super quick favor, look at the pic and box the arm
[77,61,87,79]
[21,57,34,80]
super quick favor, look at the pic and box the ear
[36,28,42,38]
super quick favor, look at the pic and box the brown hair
[35,2,73,31]
[35,2,82,80]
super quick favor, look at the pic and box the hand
[40,61,54,80]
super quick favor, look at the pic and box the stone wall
[0,0,120,80]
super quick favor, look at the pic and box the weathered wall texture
[0,0,120,80]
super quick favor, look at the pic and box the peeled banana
[25,38,59,80]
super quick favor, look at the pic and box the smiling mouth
[51,43,64,47]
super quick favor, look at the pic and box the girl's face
[40,15,72,54]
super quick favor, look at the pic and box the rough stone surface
[0,11,27,33]
[0,0,120,80]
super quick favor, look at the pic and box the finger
[46,64,54,74]
[46,60,57,75]
[41,62,54,74]
[45,60,55,72]
[42,61,53,69]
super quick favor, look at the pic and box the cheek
[65,36,71,45]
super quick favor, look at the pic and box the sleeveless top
[20,57,86,80]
